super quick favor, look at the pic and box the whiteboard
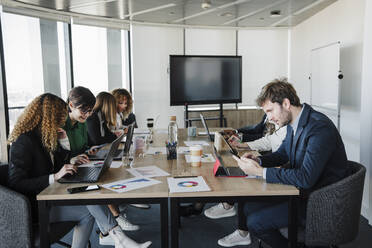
[310,42,341,129]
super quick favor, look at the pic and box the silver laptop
[200,114,215,142]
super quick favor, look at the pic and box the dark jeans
[243,199,289,248]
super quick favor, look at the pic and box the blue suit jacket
[260,103,348,195]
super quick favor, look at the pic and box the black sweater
[86,111,117,145]
[8,130,65,220]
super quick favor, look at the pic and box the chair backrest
[305,160,366,246]
[0,184,32,247]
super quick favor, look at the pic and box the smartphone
[67,185,100,194]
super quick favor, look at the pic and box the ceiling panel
[12,0,338,27]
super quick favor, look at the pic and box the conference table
[37,128,299,248]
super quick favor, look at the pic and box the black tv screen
[170,55,242,106]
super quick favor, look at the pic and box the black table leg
[170,198,179,248]
[288,196,298,248]
[160,199,169,248]
[38,200,50,248]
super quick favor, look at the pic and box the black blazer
[122,113,138,128]
[8,130,64,220]
[87,111,117,145]
[237,114,266,142]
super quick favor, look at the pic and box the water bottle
[167,116,178,160]
[168,116,178,144]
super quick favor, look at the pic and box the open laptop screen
[123,123,135,154]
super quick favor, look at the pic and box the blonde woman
[8,93,151,248]
[87,91,140,234]
[87,92,124,145]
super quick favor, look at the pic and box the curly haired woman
[8,93,151,248]
[111,88,137,128]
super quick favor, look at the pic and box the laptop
[212,144,246,177]
[122,123,135,156]
[200,114,215,142]
[89,123,135,161]
[58,132,125,183]
[222,134,240,158]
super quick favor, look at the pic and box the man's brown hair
[256,78,301,107]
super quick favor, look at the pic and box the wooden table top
[37,128,299,201]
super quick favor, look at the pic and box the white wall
[360,0,372,224]
[131,25,184,129]
[238,29,289,105]
[185,28,236,55]
[290,0,367,219]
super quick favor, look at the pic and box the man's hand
[228,135,250,149]
[233,155,263,177]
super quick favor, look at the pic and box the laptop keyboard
[62,167,101,182]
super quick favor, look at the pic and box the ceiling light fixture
[223,0,286,25]
[270,10,281,18]
[201,0,211,9]
[172,0,252,23]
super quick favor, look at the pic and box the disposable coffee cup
[188,126,197,137]
[189,145,203,167]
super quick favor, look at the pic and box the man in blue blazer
[224,79,348,248]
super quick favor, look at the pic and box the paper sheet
[78,161,123,168]
[102,177,161,193]
[185,153,215,163]
[78,161,105,168]
[156,129,168,134]
[145,146,191,155]
[184,140,210,147]
[134,128,150,134]
[167,176,211,193]
[146,147,167,155]
[177,146,190,154]
[127,166,169,178]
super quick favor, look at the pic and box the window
[2,13,69,132]
[72,24,130,96]
[72,24,108,95]
[2,13,44,132]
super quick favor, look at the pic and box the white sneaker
[117,214,140,231]
[109,226,152,248]
[130,204,151,209]
[99,233,115,246]
[204,203,237,219]
[218,230,251,247]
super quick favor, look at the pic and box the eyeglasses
[78,108,93,116]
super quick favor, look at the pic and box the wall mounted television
[169,55,242,106]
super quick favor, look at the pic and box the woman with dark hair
[8,93,151,248]
[57,86,97,161]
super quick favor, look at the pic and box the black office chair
[0,163,90,248]
[258,160,366,248]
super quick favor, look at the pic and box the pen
[173,176,198,178]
